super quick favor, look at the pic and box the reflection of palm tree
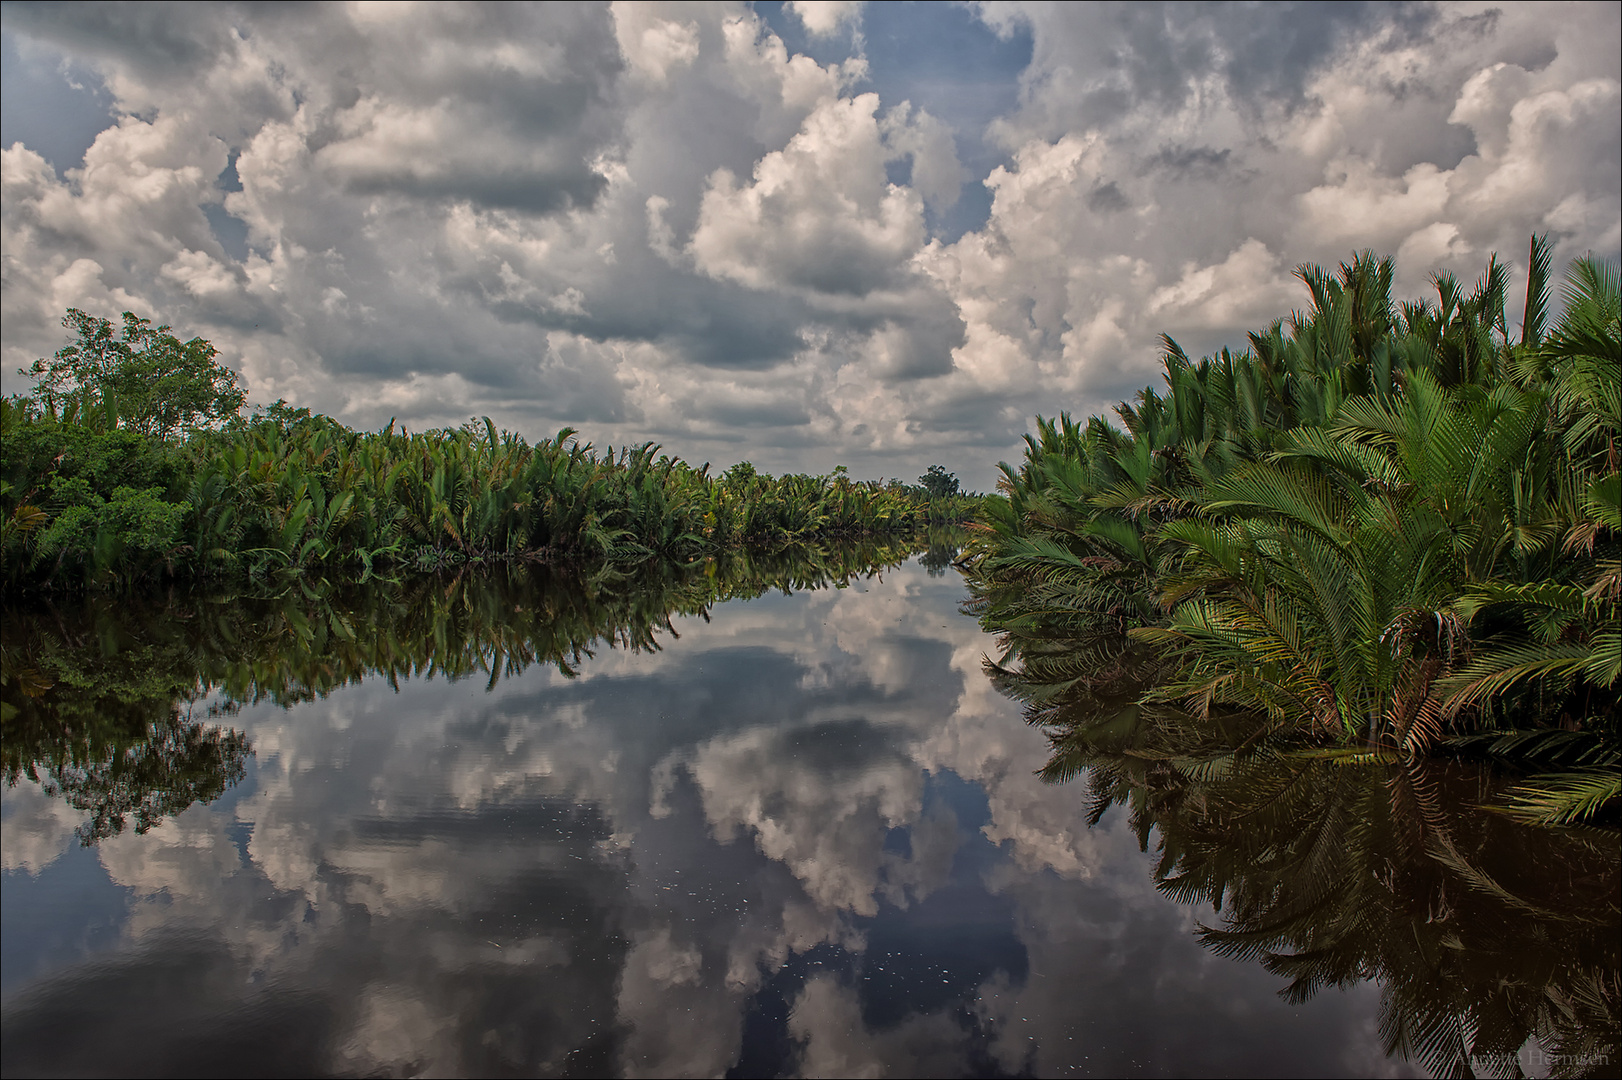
[1164,754,1617,1079]
[1003,648,1619,1079]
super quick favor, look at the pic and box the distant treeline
[1,313,975,593]
[966,238,1619,826]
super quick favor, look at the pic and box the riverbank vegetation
[966,238,1620,827]
[2,312,975,594]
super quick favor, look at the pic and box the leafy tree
[20,309,246,440]
[919,464,960,499]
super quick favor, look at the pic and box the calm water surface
[1,553,1612,1078]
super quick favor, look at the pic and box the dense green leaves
[968,240,1620,817]
[3,353,976,592]
[20,309,246,441]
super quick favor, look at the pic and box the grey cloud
[874,304,968,381]
[663,304,809,369]
[998,2,1443,141]
[909,392,1032,441]
[11,2,626,214]
[600,276,816,372]
[332,148,609,217]
[694,397,813,429]
[321,333,629,426]
[1086,179,1129,214]
[309,13,626,213]
[1141,143,1232,180]
[1,1,237,82]
[1195,1,1403,108]
[483,262,813,372]
[182,281,283,332]
[1496,33,1559,75]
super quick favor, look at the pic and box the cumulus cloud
[1,1,1616,487]
[690,93,922,298]
[789,1,865,40]
[900,0,1622,435]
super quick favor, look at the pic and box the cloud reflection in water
[1,560,1405,1078]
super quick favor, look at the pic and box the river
[2,548,1614,1078]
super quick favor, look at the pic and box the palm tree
[968,239,1618,812]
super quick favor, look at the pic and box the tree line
[1,312,976,593]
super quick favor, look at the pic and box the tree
[919,464,960,499]
[20,309,246,440]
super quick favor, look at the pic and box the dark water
[2,551,1616,1078]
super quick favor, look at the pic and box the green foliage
[3,316,975,594]
[968,239,1620,820]
[32,485,189,586]
[19,309,246,440]
[919,464,961,499]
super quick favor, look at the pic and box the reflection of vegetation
[967,241,1620,822]
[1,540,918,839]
[916,527,968,578]
[1149,754,1615,1079]
[985,632,1620,1079]
[30,714,248,846]
[1163,756,1615,1079]
[2,608,252,845]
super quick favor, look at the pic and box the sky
[2,1,1618,490]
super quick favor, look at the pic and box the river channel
[2,546,1616,1078]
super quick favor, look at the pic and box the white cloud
[881,101,965,213]
[690,93,924,299]
[611,3,701,84]
[788,1,864,39]
[0,779,83,873]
